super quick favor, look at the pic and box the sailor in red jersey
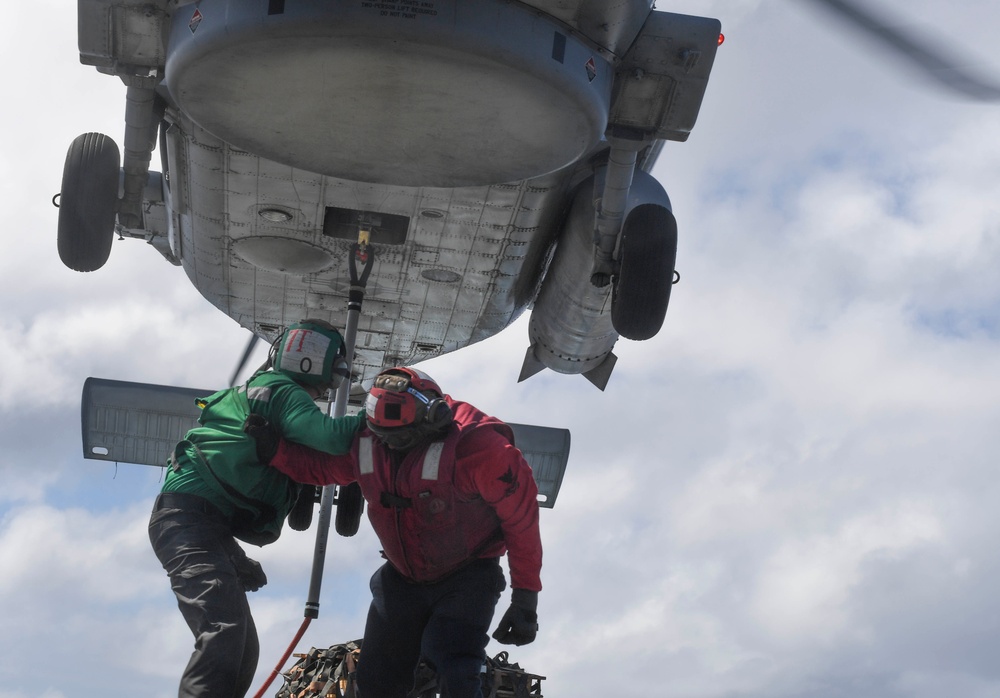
[260,366,541,698]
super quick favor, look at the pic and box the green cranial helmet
[272,319,350,392]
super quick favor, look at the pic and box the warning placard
[358,0,442,20]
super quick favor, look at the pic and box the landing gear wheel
[287,484,318,532]
[611,204,678,341]
[57,132,120,272]
[335,482,365,537]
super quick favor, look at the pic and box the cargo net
[275,641,544,698]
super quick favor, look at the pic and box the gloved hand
[491,589,538,646]
[243,413,279,464]
[230,550,268,592]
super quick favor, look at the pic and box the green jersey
[163,370,364,545]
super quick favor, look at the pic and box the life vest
[167,373,301,545]
[354,400,513,582]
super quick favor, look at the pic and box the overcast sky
[4,1,1000,697]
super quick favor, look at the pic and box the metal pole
[304,231,373,619]
[252,237,374,698]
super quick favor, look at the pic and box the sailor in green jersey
[148,319,364,698]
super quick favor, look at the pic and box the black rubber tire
[335,482,365,537]
[611,204,678,341]
[57,132,120,272]
[286,484,318,532]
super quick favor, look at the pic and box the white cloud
[5,1,1000,697]
[892,672,1000,698]
[750,502,944,643]
[0,502,161,604]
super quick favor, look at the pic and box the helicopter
[58,0,724,392]
[58,0,1000,395]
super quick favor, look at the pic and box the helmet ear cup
[424,397,453,430]
[329,355,350,389]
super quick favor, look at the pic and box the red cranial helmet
[365,367,452,449]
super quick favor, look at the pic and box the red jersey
[270,398,542,591]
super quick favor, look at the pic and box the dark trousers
[356,559,506,698]
[149,493,260,698]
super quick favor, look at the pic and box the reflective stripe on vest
[422,442,444,480]
[358,437,444,480]
[359,436,374,475]
[247,386,272,402]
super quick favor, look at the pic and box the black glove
[492,589,538,646]
[230,549,268,592]
[243,413,279,464]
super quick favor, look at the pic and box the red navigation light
[718,33,726,46]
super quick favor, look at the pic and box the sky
[3,1,1000,696]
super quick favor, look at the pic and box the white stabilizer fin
[518,344,547,383]
[81,377,211,467]
[508,423,571,509]
[583,351,617,391]
[81,377,574,509]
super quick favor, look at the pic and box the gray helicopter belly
[164,117,573,382]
